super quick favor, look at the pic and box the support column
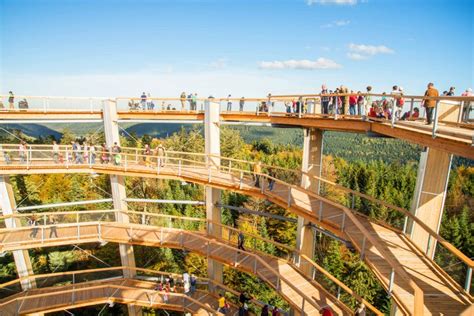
[204,98,223,287]
[103,100,140,316]
[407,147,452,259]
[296,129,324,277]
[0,176,36,290]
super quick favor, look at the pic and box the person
[183,271,190,295]
[143,144,152,167]
[111,142,121,165]
[401,107,420,120]
[140,92,147,110]
[156,144,166,167]
[267,167,276,191]
[267,93,272,114]
[321,85,330,115]
[361,86,372,120]
[163,284,170,303]
[237,231,245,251]
[191,93,198,111]
[28,214,39,238]
[391,85,403,119]
[75,141,83,164]
[226,94,232,111]
[49,215,58,238]
[52,141,60,164]
[423,82,439,125]
[341,86,349,115]
[2,147,11,164]
[261,305,269,316]
[168,274,175,292]
[447,86,455,96]
[239,292,251,305]
[461,88,473,122]
[19,141,27,164]
[349,91,357,116]
[8,91,14,110]
[190,274,197,294]
[239,97,245,112]
[146,93,154,110]
[18,98,28,110]
[271,306,280,316]
[180,92,187,111]
[320,306,334,316]
[89,144,96,164]
[217,293,227,314]
[284,101,292,114]
[83,142,89,164]
[355,302,366,316]
[101,143,109,164]
[253,161,262,187]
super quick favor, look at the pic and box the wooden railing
[0,209,375,315]
[0,145,472,312]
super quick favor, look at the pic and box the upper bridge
[0,93,473,160]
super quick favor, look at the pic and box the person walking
[423,82,439,125]
[89,144,96,164]
[349,91,357,116]
[180,92,187,111]
[111,142,121,165]
[363,86,373,121]
[321,85,330,115]
[253,161,262,187]
[101,143,109,164]
[261,305,269,316]
[155,144,166,167]
[272,307,280,316]
[8,91,14,110]
[49,215,58,238]
[447,86,455,96]
[52,141,60,163]
[146,93,154,110]
[461,88,473,122]
[183,271,191,295]
[218,293,227,314]
[239,97,245,111]
[191,93,198,111]
[237,231,245,251]
[29,214,39,238]
[190,275,197,294]
[143,144,152,167]
[19,141,27,164]
[140,92,147,110]
[226,94,232,111]
[267,167,276,191]
[355,302,366,316]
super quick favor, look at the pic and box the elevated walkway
[0,147,472,315]
[0,276,233,315]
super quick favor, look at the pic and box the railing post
[341,212,346,232]
[135,149,138,163]
[26,146,30,169]
[318,201,323,221]
[334,95,339,120]
[336,285,341,299]
[465,266,472,294]
[228,160,232,173]
[388,268,395,295]
[408,98,414,120]
[432,100,440,138]
[287,188,291,207]
[360,236,366,260]
[351,193,355,209]
[301,297,305,313]
[98,222,102,240]
[402,216,408,234]
[239,171,243,189]
[425,235,432,255]
[141,213,146,225]
[41,226,44,243]
[261,176,265,194]
[178,159,182,176]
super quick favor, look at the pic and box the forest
[0,126,472,315]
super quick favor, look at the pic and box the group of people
[27,214,58,239]
[154,272,197,303]
[57,141,122,166]
[0,91,29,110]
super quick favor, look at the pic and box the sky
[0,0,473,98]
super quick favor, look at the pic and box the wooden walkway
[0,222,354,315]
[0,277,231,315]
[0,155,473,315]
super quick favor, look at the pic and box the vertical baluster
[287,187,292,207]
[432,100,440,138]
[465,266,472,294]
[388,269,395,294]
[391,97,397,127]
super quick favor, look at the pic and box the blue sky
[0,0,472,97]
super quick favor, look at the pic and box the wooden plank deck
[0,160,472,315]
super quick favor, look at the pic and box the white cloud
[259,58,342,70]
[307,0,357,5]
[209,58,228,69]
[347,43,394,60]
[321,19,351,28]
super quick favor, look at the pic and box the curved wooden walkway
[0,149,472,315]
[0,221,354,315]
[0,277,232,315]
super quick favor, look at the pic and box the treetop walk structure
[0,94,473,315]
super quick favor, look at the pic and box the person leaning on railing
[423,82,439,125]
[253,161,262,188]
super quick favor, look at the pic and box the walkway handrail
[0,282,225,315]
[0,265,264,311]
[0,220,334,313]
[0,145,471,269]
[0,146,472,308]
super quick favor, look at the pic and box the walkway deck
[0,278,230,315]
[0,153,472,315]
